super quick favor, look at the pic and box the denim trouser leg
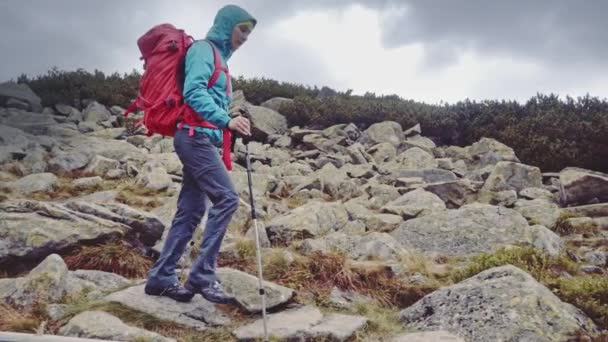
[146,164,207,288]
[185,138,239,287]
[148,129,239,289]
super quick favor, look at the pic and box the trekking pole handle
[245,144,256,219]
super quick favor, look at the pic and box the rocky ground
[0,82,607,341]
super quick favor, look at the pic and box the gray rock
[559,167,608,205]
[104,284,230,330]
[7,172,57,194]
[0,82,42,112]
[22,150,47,174]
[260,97,293,112]
[436,158,454,170]
[0,200,124,268]
[273,135,292,148]
[59,311,175,342]
[391,331,465,342]
[365,183,401,209]
[83,101,111,123]
[400,265,597,342]
[519,187,555,201]
[73,176,103,190]
[6,97,31,111]
[87,127,126,140]
[391,204,537,257]
[583,251,607,266]
[247,105,288,142]
[83,155,121,176]
[364,213,403,232]
[514,199,561,230]
[346,143,373,164]
[233,305,367,341]
[0,254,72,309]
[300,231,408,261]
[367,142,397,163]
[401,135,437,154]
[64,201,165,246]
[481,161,542,193]
[381,188,446,219]
[478,190,518,207]
[403,123,422,137]
[528,225,564,257]
[467,137,520,164]
[392,169,458,184]
[135,162,173,191]
[0,109,58,135]
[423,180,478,209]
[48,151,92,174]
[216,268,294,313]
[55,104,81,117]
[78,121,101,133]
[329,287,372,310]
[395,147,438,169]
[71,269,132,293]
[359,121,403,147]
[561,203,608,218]
[266,201,349,243]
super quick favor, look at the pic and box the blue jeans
[147,129,239,288]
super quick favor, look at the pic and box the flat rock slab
[391,331,465,342]
[217,268,294,313]
[104,284,230,330]
[233,305,367,341]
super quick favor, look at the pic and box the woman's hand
[228,116,251,136]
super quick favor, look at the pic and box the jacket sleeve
[182,42,231,129]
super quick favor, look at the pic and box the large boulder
[390,204,546,257]
[299,231,409,261]
[0,199,164,270]
[59,311,174,342]
[466,137,520,165]
[247,105,288,142]
[260,97,294,112]
[481,161,542,193]
[359,121,403,147]
[559,167,608,206]
[216,268,294,313]
[4,173,58,194]
[104,284,230,330]
[266,201,349,244]
[400,265,598,342]
[83,101,112,124]
[381,188,446,219]
[0,82,43,113]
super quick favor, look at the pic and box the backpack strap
[205,40,231,96]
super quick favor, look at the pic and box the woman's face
[231,22,253,51]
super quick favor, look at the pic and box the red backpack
[124,23,233,169]
[124,24,231,136]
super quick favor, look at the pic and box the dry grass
[116,183,167,210]
[28,178,119,201]
[554,211,600,236]
[64,240,153,279]
[221,250,436,309]
[0,303,44,333]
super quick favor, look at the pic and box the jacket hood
[205,4,256,60]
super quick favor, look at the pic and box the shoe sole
[144,288,194,303]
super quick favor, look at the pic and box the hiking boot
[144,283,194,303]
[187,281,236,305]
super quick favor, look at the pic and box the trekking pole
[245,142,269,341]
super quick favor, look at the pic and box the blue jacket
[182,5,256,147]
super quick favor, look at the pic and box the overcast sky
[1,0,606,104]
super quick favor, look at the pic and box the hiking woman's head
[206,5,256,59]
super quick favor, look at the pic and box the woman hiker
[144,4,256,304]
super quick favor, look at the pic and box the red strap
[205,40,230,96]
[222,128,232,171]
[188,126,194,137]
